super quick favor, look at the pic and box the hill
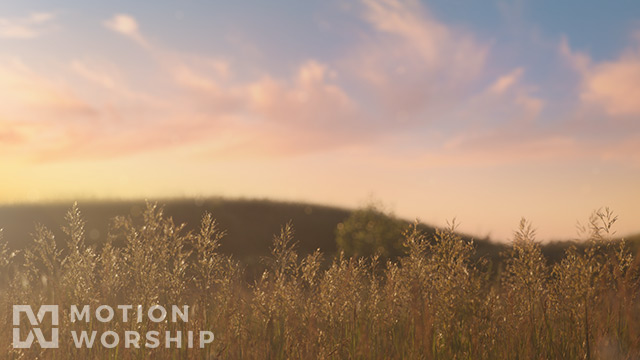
[0,198,349,265]
[0,198,637,270]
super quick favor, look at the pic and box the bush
[335,203,404,258]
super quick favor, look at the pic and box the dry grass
[1,203,638,359]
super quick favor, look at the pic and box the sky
[0,0,639,242]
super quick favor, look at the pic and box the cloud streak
[348,0,488,118]
[0,59,93,115]
[104,14,149,47]
[582,56,640,116]
[1,0,638,172]
[562,37,640,117]
[0,12,55,39]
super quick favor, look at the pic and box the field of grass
[0,199,352,279]
[1,200,639,359]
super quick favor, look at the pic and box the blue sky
[1,0,639,241]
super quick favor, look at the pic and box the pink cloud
[380,131,582,169]
[0,122,27,145]
[180,60,365,158]
[10,1,633,170]
[171,59,366,157]
[172,64,246,113]
[0,12,55,39]
[598,134,640,166]
[0,118,80,162]
[487,68,543,119]
[582,57,640,116]
[361,0,485,74]
[345,0,488,117]
[0,59,94,116]
[248,61,356,131]
[104,14,148,47]
[0,1,507,163]
[72,60,119,90]
[40,2,493,160]
[438,67,544,136]
[561,37,640,116]
[559,37,590,73]
[489,68,524,94]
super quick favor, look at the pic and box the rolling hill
[0,198,637,271]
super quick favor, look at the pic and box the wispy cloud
[172,63,245,112]
[0,1,516,162]
[348,0,488,118]
[0,59,93,115]
[71,60,118,90]
[104,14,148,47]
[561,37,640,116]
[248,61,356,132]
[489,68,524,94]
[582,57,640,116]
[0,121,28,145]
[70,59,156,104]
[360,0,486,71]
[0,12,55,39]
[2,0,636,171]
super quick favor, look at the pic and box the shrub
[335,203,403,259]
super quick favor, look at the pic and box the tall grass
[1,203,638,359]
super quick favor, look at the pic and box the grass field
[1,200,639,358]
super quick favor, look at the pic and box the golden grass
[1,203,638,359]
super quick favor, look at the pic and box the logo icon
[13,305,59,348]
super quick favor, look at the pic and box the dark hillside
[0,199,351,262]
[0,198,635,270]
